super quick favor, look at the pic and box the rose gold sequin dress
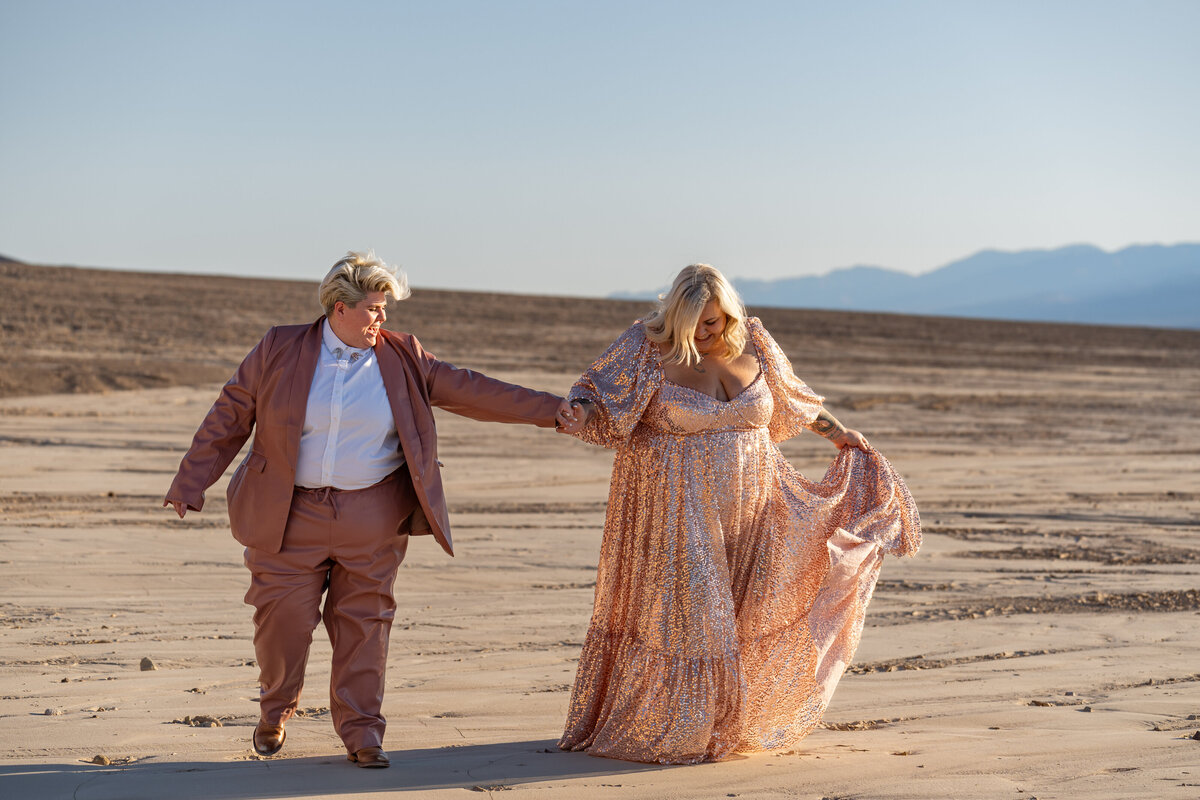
[558,318,921,764]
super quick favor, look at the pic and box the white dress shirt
[294,320,405,489]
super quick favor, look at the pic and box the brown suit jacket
[165,318,561,556]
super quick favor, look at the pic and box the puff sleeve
[568,321,664,449]
[747,317,825,443]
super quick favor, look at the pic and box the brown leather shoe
[348,746,390,768]
[252,722,286,756]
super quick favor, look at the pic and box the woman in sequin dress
[555,264,921,765]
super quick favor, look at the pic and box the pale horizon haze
[2,0,1197,297]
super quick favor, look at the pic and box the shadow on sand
[0,739,674,799]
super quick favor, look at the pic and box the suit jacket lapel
[284,318,324,467]
[376,337,423,467]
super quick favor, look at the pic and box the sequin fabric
[558,318,921,764]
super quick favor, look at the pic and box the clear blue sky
[2,0,1197,296]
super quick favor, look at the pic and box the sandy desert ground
[1,261,1199,799]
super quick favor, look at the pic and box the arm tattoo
[809,409,845,439]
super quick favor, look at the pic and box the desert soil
[1,262,1198,799]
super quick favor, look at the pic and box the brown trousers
[243,469,417,753]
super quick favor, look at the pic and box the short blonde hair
[318,250,410,316]
[643,263,747,366]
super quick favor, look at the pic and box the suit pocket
[227,451,267,506]
[245,451,267,473]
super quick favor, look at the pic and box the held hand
[834,429,870,451]
[163,499,187,519]
[554,399,576,432]
[555,400,593,435]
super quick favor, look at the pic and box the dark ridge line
[871,589,1200,623]
[848,647,1076,674]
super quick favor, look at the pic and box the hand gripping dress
[557,318,922,764]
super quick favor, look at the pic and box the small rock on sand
[43,708,62,716]
[140,657,157,671]
[90,755,111,765]
[174,714,222,728]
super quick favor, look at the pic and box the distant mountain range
[617,244,1200,329]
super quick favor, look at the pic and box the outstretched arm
[428,360,566,427]
[808,408,869,451]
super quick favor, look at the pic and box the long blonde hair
[643,264,747,366]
